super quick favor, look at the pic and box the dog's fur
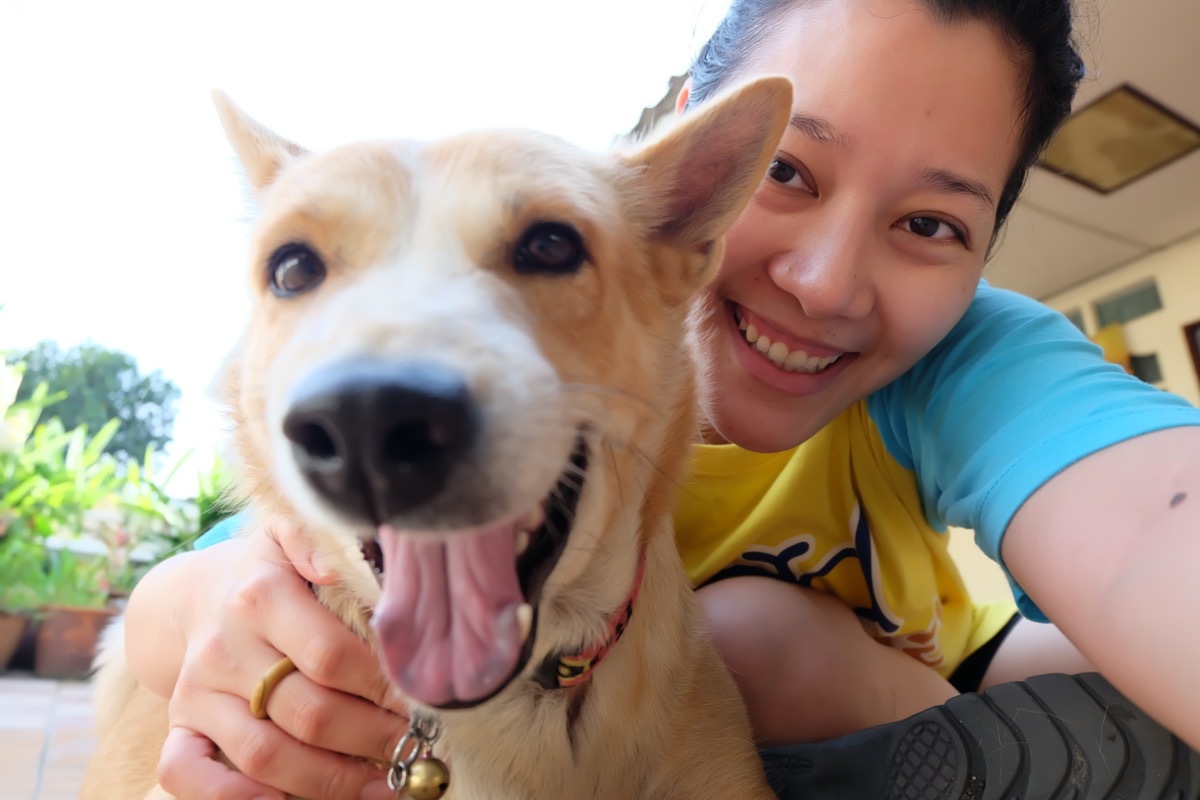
[83,76,791,799]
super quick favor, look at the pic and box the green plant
[0,537,51,612]
[37,547,109,609]
[91,444,200,594]
[194,450,242,540]
[1,369,69,540]
[0,360,122,542]
[1,359,125,609]
[0,355,211,609]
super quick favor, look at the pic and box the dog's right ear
[212,90,308,191]
[620,75,792,274]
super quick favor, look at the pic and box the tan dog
[83,75,791,799]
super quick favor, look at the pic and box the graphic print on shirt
[708,501,935,648]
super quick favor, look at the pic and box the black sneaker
[759,672,1200,799]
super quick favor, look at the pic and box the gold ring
[250,656,296,720]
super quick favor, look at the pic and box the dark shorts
[947,612,1020,693]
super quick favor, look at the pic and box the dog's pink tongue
[372,523,524,707]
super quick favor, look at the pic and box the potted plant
[32,546,118,679]
[23,419,127,679]
[0,354,206,677]
[0,365,65,670]
[0,359,126,676]
[0,537,48,672]
[99,444,198,602]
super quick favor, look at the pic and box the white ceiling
[987,0,1200,300]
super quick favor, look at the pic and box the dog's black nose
[282,359,477,524]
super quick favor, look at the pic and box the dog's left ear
[621,75,792,286]
[212,90,309,191]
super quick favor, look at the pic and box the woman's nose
[766,226,874,320]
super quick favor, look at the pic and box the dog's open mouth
[371,434,589,709]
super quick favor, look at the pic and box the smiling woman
[673,0,1200,772]
[686,0,1027,452]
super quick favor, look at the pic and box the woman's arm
[122,518,406,800]
[869,285,1200,745]
[1003,425,1200,751]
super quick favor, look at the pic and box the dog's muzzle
[282,358,479,525]
[279,357,589,708]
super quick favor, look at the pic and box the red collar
[533,546,647,690]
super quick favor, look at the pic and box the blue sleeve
[194,511,251,549]
[868,281,1200,620]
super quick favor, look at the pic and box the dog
[82,74,792,799]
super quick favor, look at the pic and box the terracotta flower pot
[0,611,29,673]
[33,605,120,679]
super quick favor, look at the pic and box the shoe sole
[759,672,1200,799]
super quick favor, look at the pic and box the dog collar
[532,546,647,690]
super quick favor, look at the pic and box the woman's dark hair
[688,0,1085,235]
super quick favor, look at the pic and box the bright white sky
[0,0,731,493]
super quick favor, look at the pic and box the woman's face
[692,0,1025,451]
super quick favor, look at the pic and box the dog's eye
[513,222,586,275]
[268,243,326,297]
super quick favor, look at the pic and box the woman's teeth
[737,313,842,373]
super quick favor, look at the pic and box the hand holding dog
[125,517,404,800]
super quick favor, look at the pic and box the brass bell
[406,754,450,800]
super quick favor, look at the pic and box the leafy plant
[0,537,51,612]
[93,444,200,594]
[0,355,214,610]
[37,548,109,609]
[0,360,137,609]
[194,451,242,541]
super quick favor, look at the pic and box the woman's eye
[766,158,814,194]
[904,215,965,244]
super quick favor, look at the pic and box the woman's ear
[674,78,693,116]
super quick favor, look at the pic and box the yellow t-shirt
[674,401,1015,678]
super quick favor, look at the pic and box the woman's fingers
[279,619,407,715]
[160,517,409,797]
[244,520,407,715]
[163,692,397,800]
[179,592,405,763]
[157,725,284,800]
[216,528,392,707]
[254,661,408,765]
[266,514,338,586]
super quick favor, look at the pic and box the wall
[1038,231,1200,407]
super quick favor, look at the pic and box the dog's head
[214,78,790,710]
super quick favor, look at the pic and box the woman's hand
[124,516,405,800]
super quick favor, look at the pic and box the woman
[125,1,1200,798]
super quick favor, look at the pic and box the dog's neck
[531,545,647,690]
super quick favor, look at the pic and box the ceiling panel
[986,203,1147,299]
[993,0,1200,299]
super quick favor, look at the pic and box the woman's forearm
[1004,427,1200,749]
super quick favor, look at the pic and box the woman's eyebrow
[787,112,997,211]
[789,112,849,147]
[917,168,996,211]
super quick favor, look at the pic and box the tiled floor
[0,673,96,800]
